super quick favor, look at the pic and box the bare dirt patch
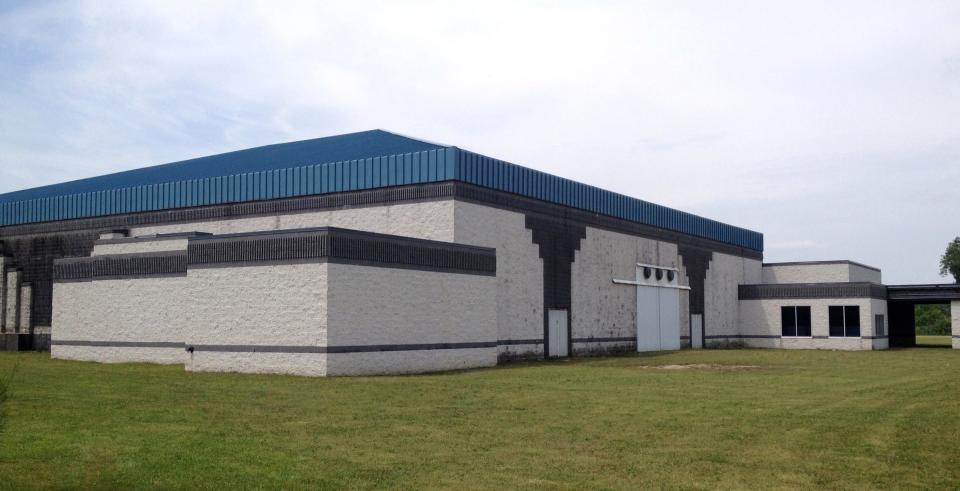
[643,364,760,371]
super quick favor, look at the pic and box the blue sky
[1,1,958,283]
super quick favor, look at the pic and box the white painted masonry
[762,262,881,284]
[18,284,30,332]
[453,201,544,359]
[953,301,960,350]
[0,257,5,332]
[5,269,20,332]
[325,263,497,375]
[51,275,188,364]
[739,297,886,350]
[704,252,761,343]
[52,243,497,376]
[572,227,681,353]
[92,237,189,255]
[129,200,457,242]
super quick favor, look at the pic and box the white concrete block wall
[325,263,497,375]
[952,301,959,350]
[739,297,886,350]
[849,264,882,283]
[453,202,543,358]
[0,258,5,332]
[18,284,30,332]
[128,200,457,242]
[51,276,189,363]
[571,227,680,352]
[184,263,328,376]
[704,253,761,341]
[869,298,889,350]
[761,262,880,284]
[93,238,189,255]
[5,270,20,332]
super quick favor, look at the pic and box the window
[829,306,861,337]
[875,314,885,337]
[781,306,812,337]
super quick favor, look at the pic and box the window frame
[828,305,861,338]
[874,314,885,337]
[780,305,812,338]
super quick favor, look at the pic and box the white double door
[636,285,681,352]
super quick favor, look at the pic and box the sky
[0,1,958,284]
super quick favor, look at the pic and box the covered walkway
[886,284,960,348]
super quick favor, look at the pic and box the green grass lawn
[2,349,960,489]
[916,335,953,347]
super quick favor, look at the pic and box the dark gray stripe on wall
[188,227,496,275]
[52,340,185,348]
[54,227,496,281]
[739,282,887,300]
[704,335,781,340]
[192,341,497,353]
[571,336,636,343]
[53,252,188,282]
[497,339,544,346]
[52,340,497,353]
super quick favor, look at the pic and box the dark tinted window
[781,307,797,337]
[845,306,860,337]
[829,306,845,337]
[796,306,812,337]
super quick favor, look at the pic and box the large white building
[0,130,957,375]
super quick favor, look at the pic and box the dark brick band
[53,252,188,282]
[54,227,496,281]
[738,282,887,300]
[51,339,498,353]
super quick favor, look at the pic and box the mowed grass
[916,335,953,347]
[1,349,960,490]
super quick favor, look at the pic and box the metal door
[691,314,703,349]
[659,288,680,350]
[547,309,569,358]
[636,286,661,352]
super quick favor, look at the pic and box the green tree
[915,304,951,335]
[941,237,960,283]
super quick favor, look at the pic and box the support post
[19,283,31,334]
[0,257,5,333]
[5,269,20,333]
[952,301,959,350]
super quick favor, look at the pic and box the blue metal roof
[0,130,443,204]
[0,130,763,251]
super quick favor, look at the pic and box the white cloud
[1,0,959,283]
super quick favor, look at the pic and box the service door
[691,314,703,349]
[547,309,569,358]
[658,288,681,351]
[636,286,661,352]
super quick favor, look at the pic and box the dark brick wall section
[54,252,189,282]
[678,244,713,316]
[54,228,496,282]
[1,231,97,326]
[525,215,586,356]
[189,227,496,275]
[738,282,887,300]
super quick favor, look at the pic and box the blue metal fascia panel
[0,146,761,251]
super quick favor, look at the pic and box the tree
[941,237,960,283]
